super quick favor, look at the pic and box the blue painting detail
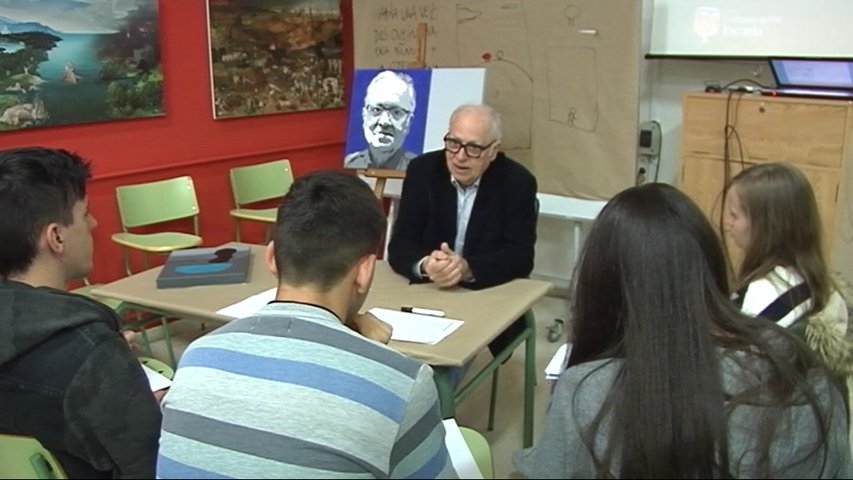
[174,247,237,275]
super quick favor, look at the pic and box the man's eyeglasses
[443,135,496,159]
[364,104,410,121]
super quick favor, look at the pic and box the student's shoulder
[363,335,427,379]
[551,358,619,415]
[741,269,797,315]
[561,358,620,385]
[14,283,121,331]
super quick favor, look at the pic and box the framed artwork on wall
[0,1,162,132]
[206,0,344,119]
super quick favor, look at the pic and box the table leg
[432,309,536,444]
[523,310,536,447]
[384,198,399,260]
[433,368,457,419]
[573,220,582,265]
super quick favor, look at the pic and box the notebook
[766,58,853,100]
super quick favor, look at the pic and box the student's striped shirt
[156,301,457,479]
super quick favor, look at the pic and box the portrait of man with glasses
[388,104,538,373]
[344,70,424,171]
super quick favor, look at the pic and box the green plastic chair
[139,356,175,380]
[229,159,293,241]
[111,175,203,276]
[110,175,204,367]
[0,434,67,479]
[459,427,494,479]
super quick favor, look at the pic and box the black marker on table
[401,306,446,317]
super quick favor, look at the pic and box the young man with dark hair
[158,171,457,479]
[0,147,162,478]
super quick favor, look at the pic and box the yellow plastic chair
[111,175,203,276]
[139,356,175,380]
[229,159,293,241]
[459,427,494,479]
[0,434,67,479]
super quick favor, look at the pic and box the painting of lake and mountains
[0,0,162,132]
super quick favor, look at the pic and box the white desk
[535,193,606,264]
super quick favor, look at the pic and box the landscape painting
[0,0,162,132]
[207,0,344,119]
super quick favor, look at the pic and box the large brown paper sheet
[353,0,647,199]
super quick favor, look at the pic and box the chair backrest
[230,159,293,207]
[459,427,494,479]
[115,176,200,231]
[0,434,67,479]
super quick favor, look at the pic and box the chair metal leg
[158,317,178,368]
[137,327,154,357]
[122,247,133,276]
[233,220,242,242]
[488,368,499,431]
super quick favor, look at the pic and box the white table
[535,193,606,264]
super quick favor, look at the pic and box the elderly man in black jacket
[388,103,538,363]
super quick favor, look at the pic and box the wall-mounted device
[638,120,661,157]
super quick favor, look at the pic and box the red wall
[0,0,354,283]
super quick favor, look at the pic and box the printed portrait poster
[344,68,431,172]
[344,68,486,174]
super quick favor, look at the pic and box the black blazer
[388,149,538,290]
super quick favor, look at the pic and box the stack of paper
[369,307,463,345]
[217,287,276,318]
[545,342,573,381]
[217,297,464,345]
[141,364,172,392]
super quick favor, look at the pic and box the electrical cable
[720,90,747,276]
[721,78,772,91]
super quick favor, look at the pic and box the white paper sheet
[217,294,463,344]
[216,287,276,318]
[369,307,463,345]
[545,342,573,380]
[443,419,485,479]
[142,364,172,392]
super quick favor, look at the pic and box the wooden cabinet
[678,92,851,262]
